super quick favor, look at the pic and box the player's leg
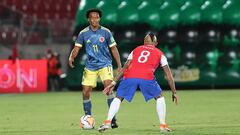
[99,66,115,107]
[103,79,119,128]
[155,95,171,132]
[99,66,118,128]
[82,85,93,115]
[139,79,171,132]
[103,79,115,110]
[106,97,123,122]
[98,97,123,132]
[48,75,53,91]
[81,68,98,115]
[98,78,138,132]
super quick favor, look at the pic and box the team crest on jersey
[99,37,105,42]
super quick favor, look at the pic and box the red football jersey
[123,45,168,80]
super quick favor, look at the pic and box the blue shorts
[116,78,162,102]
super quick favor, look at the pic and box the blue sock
[107,94,116,122]
[83,100,92,115]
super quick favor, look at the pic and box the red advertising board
[0,60,47,93]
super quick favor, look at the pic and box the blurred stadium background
[1,0,240,93]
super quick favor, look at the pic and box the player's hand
[117,67,122,73]
[68,58,75,68]
[172,93,179,105]
[103,84,115,95]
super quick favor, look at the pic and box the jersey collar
[145,44,156,47]
[89,25,101,32]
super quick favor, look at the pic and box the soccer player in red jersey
[98,32,179,132]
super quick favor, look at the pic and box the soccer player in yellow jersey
[68,9,122,128]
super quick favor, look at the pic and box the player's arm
[162,65,176,94]
[110,45,122,72]
[69,31,84,68]
[103,60,131,95]
[107,30,122,72]
[160,55,178,104]
[103,51,132,94]
[68,46,82,68]
[112,51,133,83]
[162,65,179,105]
[113,60,131,82]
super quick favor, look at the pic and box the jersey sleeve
[160,55,168,67]
[75,31,84,47]
[127,51,133,60]
[106,31,117,48]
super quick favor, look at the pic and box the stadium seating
[75,0,240,27]
[0,26,19,45]
[68,0,240,88]
[1,0,79,20]
[0,0,80,44]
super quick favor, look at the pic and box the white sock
[107,98,121,121]
[156,97,166,125]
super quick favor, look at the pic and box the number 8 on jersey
[138,51,150,63]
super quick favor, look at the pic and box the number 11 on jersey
[93,45,98,52]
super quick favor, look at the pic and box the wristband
[111,81,117,85]
[69,57,73,61]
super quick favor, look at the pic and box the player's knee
[103,80,112,87]
[116,96,124,102]
[82,91,91,98]
[154,95,163,100]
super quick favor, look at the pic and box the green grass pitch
[0,90,240,135]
